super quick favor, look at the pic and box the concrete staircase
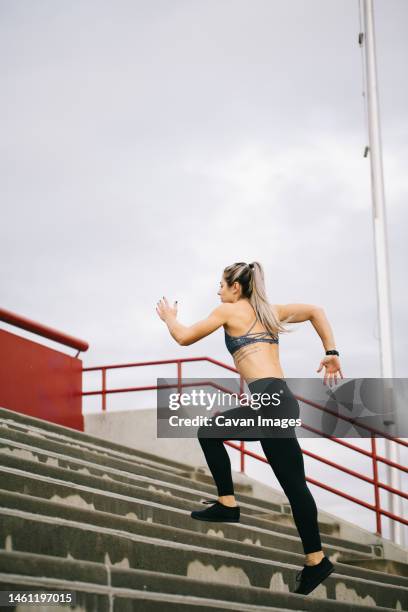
[0,405,407,612]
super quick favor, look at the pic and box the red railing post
[371,433,382,535]
[102,368,106,412]
[239,375,245,473]
[240,440,245,473]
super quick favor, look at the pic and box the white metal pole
[362,0,403,546]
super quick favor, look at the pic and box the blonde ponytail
[223,261,295,338]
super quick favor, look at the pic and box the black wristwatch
[326,350,339,356]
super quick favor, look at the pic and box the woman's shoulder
[222,302,255,335]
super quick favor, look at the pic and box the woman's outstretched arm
[156,297,229,345]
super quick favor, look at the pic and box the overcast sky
[1,0,407,541]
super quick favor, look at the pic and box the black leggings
[197,377,322,555]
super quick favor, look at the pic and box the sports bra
[224,315,279,356]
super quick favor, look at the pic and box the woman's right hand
[316,355,344,386]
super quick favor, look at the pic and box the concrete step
[0,434,341,538]
[0,581,286,612]
[0,453,375,559]
[184,466,253,495]
[249,504,337,531]
[0,410,343,531]
[0,550,401,612]
[0,487,374,572]
[0,422,190,480]
[0,407,344,528]
[0,407,314,508]
[0,505,407,609]
[1,405,406,610]
[0,407,193,473]
[0,436,289,517]
[337,557,408,578]
[0,425,253,497]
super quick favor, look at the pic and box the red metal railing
[82,356,407,536]
[0,307,89,354]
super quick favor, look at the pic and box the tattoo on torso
[234,344,263,365]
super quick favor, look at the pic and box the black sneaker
[191,498,240,523]
[293,556,335,595]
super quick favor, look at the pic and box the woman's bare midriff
[232,342,285,382]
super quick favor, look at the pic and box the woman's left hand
[317,355,344,386]
[156,296,178,323]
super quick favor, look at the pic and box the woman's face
[217,276,241,302]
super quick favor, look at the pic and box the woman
[156,261,343,595]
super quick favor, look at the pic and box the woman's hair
[222,261,295,337]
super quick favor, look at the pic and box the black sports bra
[224,316,279,356]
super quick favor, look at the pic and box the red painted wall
[0,328,83,430]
